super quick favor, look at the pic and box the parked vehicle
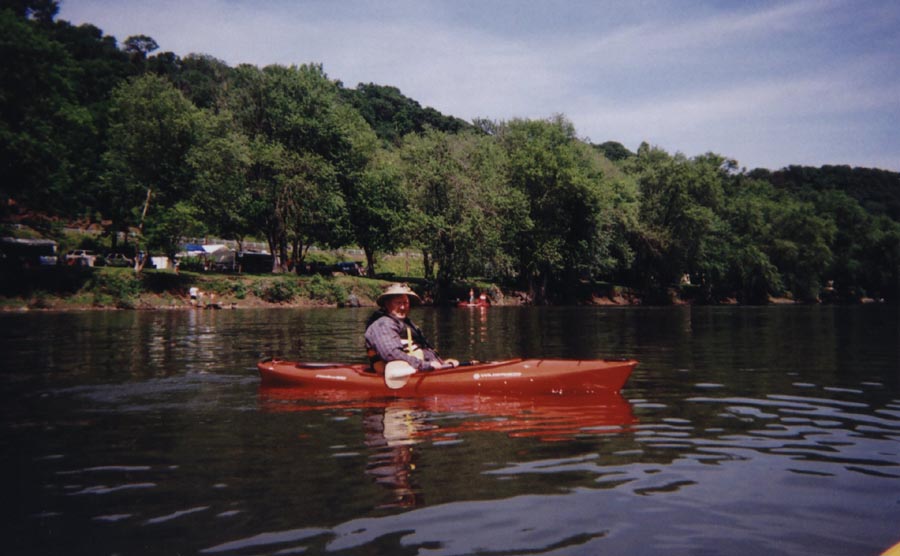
[65,249,105,267]
[237,251,274,274]
[333,261,364,276]
[0,237,58,268]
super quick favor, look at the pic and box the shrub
[88,270,142,308]
[358,280,384,303]
[230,282,247,299]
[303,275,347,304]
[258,279,300,303]
[179,256,206,272]
[29,290,53,309]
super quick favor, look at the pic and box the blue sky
[59,0,900,171]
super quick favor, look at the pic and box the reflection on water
[365,406,421,508]
[259,388,636,510]
[1,305,899,555]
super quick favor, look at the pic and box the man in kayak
[365,283,459,373]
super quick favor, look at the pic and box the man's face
[385,295,410,318]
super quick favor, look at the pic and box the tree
[767,165,900,221]
[341,82,470,146]
[0,8,95,217]
[768,200,834,302]
[101,74,199,270]
[188,112,255,249]
[593,141,634,162]
[145,201,205,259]
[123,34,158,59]
[858,215,900,302]
[345,149,408,276]
[625,146,732,302]
[1,0,59,24]
[174,53,232,110]
[398,128,527,296]
[226,63,375,271]
[720,176,786,303]
[498,116,621,303]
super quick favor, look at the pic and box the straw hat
[377,283,422,307]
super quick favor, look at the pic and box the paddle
[384,360,417,389]
[384,360,471,389]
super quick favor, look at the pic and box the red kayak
[257,358,636,395]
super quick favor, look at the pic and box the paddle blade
[384,360,416,390]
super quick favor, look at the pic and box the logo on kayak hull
[472,372,522,380]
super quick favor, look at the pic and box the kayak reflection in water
[365,283,459,374]
[363,406,424,508]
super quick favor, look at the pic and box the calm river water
[1,305,899,555]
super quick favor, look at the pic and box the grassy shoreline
[3,266,827,312]
[0,267,381,311]
[0,266,534,311]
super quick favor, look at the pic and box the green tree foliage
[341,83,470,145]
[592,141,634,162]
[768,200,834,302]
[0,7,94,215]
[0,0,59,23]
[223,64,374,271]
[859,215,900,302]
[345,149,408,276]
[753,164,900,302]
[145,201,206,258]
[174,54,232,110]
[398,129,527,295]
[123,34,158,61]
[242,137,345,273]
[627,146,732,298]
[763,165,900,221]
[499,116,627,303]
[47,20,133,106]
[188,113,255,247]
[100,74,200,264]
[719,176,786,303]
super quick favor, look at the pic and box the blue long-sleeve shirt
[365,313,440,371]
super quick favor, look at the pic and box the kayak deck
[257,358,636,395]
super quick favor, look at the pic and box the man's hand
[430,359,459,370]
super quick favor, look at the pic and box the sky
[58,0,900,171]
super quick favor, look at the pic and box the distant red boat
[257,358,636,396]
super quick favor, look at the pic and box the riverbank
[0,267,375,311]
[1,266,840,312]
[0,266,535,311]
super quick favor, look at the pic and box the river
[1,305,898,555]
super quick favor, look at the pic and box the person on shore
[365,283,459,374]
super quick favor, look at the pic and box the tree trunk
[364,246,377,277]
[266,233,279,273]
[422,250,433,281]
[134,187,152,274]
